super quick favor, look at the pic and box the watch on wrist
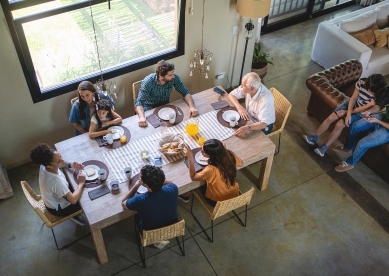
[66,162,72,169]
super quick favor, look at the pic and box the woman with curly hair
[183,139,243,206]
[30,143,85,219]
[69,81,115,135]
[88,99,122,139]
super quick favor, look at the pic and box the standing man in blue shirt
[135,60,198,127]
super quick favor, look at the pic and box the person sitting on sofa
[121,165,178,249]
[303,74,386,157]
[228,72,275,136]
[334,86,389,172]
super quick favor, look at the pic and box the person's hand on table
[237,106,250,120]
[138,117,148,127]
[234,125,250,137]
[189,107,198,117]
[71,162,84,171]
[77,171,86,186]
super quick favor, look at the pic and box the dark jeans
[198,185,217,207]
[46,203,81,217]
[263,123,274,135]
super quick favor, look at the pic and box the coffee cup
[98,169,107,181]
[229,116,238,127]
[103,133,114,145]
[168,112,176,124]
[110,180,120,191]
[124,167,132,179]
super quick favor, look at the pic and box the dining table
[55,86,275,264]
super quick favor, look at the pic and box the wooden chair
[132,80,142,114]
[134,217,185,267]
[190,187,255,243]
[20,181,86,250]
[268,88,292,155]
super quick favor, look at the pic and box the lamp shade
[236,0,271,18]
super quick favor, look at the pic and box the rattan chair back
[20,181,82,229]
[193,187,255,220]
[140,219,185,247]
[268,87,292,137]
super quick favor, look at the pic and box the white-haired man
[228,72,275,137]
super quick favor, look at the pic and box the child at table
[182,139,243,206]
[88,99,122,139]
[69,81,115,136]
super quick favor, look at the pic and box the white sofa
[312,2,389,77]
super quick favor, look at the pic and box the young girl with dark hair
[88,99,122,139]
[69,81,115,135]
[183,139,243,206]
[30,143,85,220]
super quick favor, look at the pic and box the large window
[1,0,186,103]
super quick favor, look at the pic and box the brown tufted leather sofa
[306,59,389,183]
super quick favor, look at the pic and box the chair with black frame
[20,181,88,250]
[134,216,185,268]
[190,186,255,243]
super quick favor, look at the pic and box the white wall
[0,0,258,169]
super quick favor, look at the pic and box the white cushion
[339,10,377,33]
[366,45,389,69]
[375,3,389,28]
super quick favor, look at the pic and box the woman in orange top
[183,139,243,206]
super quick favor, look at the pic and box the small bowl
[110,180,120,191]
[140,150,149,160]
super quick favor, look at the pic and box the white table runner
[102,110,235,182]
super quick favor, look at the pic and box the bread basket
[159,133,184,156]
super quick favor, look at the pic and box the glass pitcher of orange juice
[185,118,199,136]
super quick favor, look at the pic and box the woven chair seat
[268,87,292,138]
[21,181,82,229]
[193,187,255,220]
[140,219,185,247]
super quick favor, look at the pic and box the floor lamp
[236,0,271,84]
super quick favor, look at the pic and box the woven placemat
[95,125,131,148]
[153,104,184,127]
[216,106,247,129]
[184,147,206,172]
[73,160,109,188]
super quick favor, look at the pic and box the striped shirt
[355,78,374,107]
[135,73,190,111]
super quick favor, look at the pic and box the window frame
[1,0,186,103]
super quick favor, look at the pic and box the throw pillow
[339,10,377,33]
[374,27,389,48]
[351,24,378,46]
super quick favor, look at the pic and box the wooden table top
[55,87,275,231]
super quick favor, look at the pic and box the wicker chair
[20,181,86,250]
[134,217,185,267]
[268,88,292,154]
[132,80,142,114]
[190,187,255,243]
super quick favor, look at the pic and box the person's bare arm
[121,180,142,209]
[63,172,85,204]
[228,93,250,120]
[88,121,112,138]
[183,144,204,181]
[72,123,87,134]
[103,110,123,127]
[345,88,359,126]
[184,94,198,117]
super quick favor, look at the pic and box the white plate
[137,185,148,194]
[222,110,240,123]
[158,107,175,120]
[82,164,100,181]
[195,151,209,166]
[108,126,124,140]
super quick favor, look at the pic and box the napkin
[96,136,107,147]
[88,185,110,200]
[184,157,204,173]
[211,100,229,110]
[146,114,161,128]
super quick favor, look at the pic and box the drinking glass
[120,134,127,144]
[198,136,206,146]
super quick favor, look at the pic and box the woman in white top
[30,143,85,217]
[88,99,122,139]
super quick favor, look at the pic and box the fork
[176,106,182,116]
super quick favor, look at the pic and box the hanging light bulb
[205,73,208,79]
[206,64,210,70]
[194,61,197,67]
[200,52,204,65]
[190,70,193,76]
[190,61,193,67]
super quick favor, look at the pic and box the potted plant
[251,43,273,79]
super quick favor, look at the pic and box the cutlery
[176,106,182,116]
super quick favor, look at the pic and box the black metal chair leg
[134,219,146,268]
[190,193,214,242]
[175,236,185,256]
[51,225,90,250]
